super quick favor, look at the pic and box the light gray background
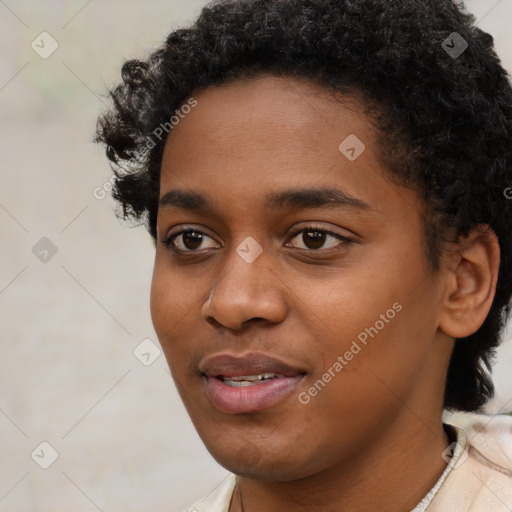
[1,1,511,511]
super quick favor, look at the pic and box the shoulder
[447,410,512,475]
[180,474,236,512]
[431,412,512,512]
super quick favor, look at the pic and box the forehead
[161,74,377,182]
[158,74,421,226]
[165,74,370,150]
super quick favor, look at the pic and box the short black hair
[95,0,512,412]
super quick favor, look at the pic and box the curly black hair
[95,0,512,412]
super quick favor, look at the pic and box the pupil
[303,230,325,249]
[183,231,203,249]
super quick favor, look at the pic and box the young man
[95,0,512,510]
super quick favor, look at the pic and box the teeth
[229,373,278,381]
[222,373,279,387]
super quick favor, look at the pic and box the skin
[150,75,500,511]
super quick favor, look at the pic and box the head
[96,0,512,480]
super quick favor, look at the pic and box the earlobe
[438,225,500,339]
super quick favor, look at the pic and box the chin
[204,438,321,482]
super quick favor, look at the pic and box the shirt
[182,412,512,511]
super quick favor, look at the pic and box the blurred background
[1,1,511,511]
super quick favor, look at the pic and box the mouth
[200,352,306,414]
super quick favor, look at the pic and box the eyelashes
[162,228,220,252]
[161,224,353,256]
[285,225,352,252]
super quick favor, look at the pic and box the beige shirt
[183,412,512,512]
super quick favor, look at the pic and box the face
[150,75,451,480]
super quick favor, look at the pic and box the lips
[200,352,306,414]
[201,352,304,379]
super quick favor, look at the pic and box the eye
[286,225,352,253]
[162,228,220,253]
[161,224,352,255]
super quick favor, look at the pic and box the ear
[438,225,500,339]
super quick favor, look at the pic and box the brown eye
[302,230,327,249]
[163,229,220,252]
[182,231,204,250]
[288,226,349,252]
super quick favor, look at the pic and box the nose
[201,244,288,331]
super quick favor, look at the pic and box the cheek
[296,317,424,452]
[297,265,438,407]
[149,256,198,360]
[149,259,173,339]
[320,297,438,420]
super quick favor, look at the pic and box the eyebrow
[158,187,372,213]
